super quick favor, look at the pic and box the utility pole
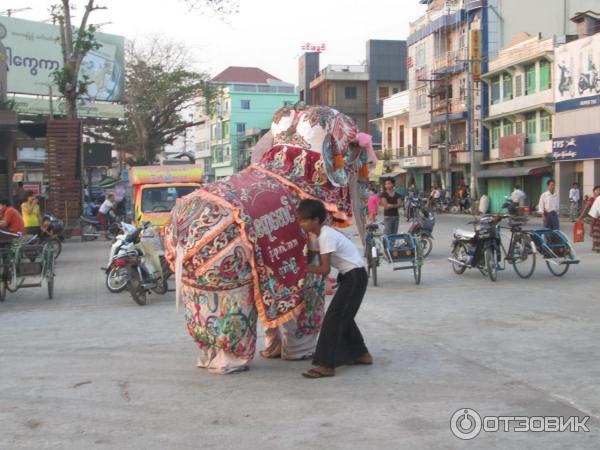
[444,72,450,192]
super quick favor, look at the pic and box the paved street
[0,214,599,449]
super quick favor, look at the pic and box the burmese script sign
[0,16,124,102]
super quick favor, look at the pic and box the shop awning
[477,165,551,179]
[381,170,407,178]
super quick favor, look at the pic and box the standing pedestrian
[381,178,402,235]
[538,179,560,230]
[21,192,42,235]
[297,199,372,379]
[569,182,581,222]
[367,188,380,223]
[579,185,600,252]
[97,194,115,240]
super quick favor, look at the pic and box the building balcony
[488,89,554,119]
[431,99,468,123]
[488,139,552,162]
[432,48,468,74]
[380,148,410,161]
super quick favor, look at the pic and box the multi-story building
[479,34,555,212]
[408,0,600,198]
[209,66,298,179]
[304,40,407,145]
[374,91,433,190]
[553,11,600,208]
[408,0,485,195]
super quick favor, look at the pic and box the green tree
[87,38,219,164]
[50,0,105,119]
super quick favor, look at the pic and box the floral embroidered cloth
[166,167,308,327]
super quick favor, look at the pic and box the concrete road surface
[0,215,598,449]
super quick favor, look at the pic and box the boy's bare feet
[302,367,335,378]
[354,352,373,365]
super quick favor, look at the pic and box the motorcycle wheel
[420,236,433,258]
[485,246,498,282]
[81,223,98,241]
[511,235,536,279]
[451,243,468,275]
[128,267,147,305]
[106,267,129,293]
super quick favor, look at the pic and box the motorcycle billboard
[555,33,600,113]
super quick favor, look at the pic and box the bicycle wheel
[511,235,536,279]
[546,259,570,277]
[49,238,62,260]
[370,244,378,287]
[485,246,498,282]
[413,240,422,285]
[451,243,468,275]
[47,274,54,299]
[420,236,433,258]
[5,264,17,293]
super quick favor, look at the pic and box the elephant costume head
[252,103,375,239]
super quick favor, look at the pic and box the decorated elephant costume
[164,104,374,374]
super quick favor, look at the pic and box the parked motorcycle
[578,67,600,95]
[122,222,167,305]
[103,222,137,293]
[80,211,120,241]
[448,214,503,281]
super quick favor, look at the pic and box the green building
[210,67,298,179]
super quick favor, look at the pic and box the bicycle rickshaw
[0,230,56,301]
[365,223,423,286]
[529,228,579,276]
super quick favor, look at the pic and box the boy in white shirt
[297,199,372,378]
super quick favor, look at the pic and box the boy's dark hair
[384,177,395,185]
[297,199,327,224]
[25,191,34,199]
[547,179,555,186]
[594,185,600,191]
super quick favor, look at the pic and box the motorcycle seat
[454,229,475,240]
[80,216,100,225]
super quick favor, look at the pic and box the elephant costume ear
[251,131,274,164]
[322,111,358,187]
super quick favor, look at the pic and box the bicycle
[497,215,537,279]
[364,222,423,286]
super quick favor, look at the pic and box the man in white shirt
[97,194,115,240]
[538,179,560,230]
[297,199,372,379]
[569,182,581,222]
[510,185,527,207]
